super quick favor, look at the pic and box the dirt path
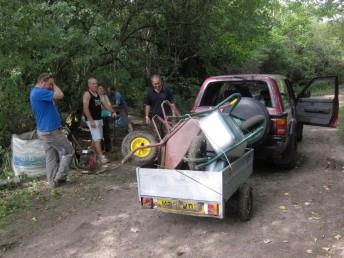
[1,127,344,257]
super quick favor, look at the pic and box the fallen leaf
[304,202,311,206]
[334,234,342,240]
[321,247,330,252]
[284,192,289,196]
[282,240,289,243]
[263,239,272,244]
[130,227,140,233]
[323,185,330,191]
[176,251,185,256]
[306,249,313,254]
[311,211,321,220]
[279,205,287,210]
[31,217,37,222]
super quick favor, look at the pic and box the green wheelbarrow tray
[183,125,264,170]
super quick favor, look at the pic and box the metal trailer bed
[136,148,254,219]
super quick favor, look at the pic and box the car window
[276,79,291,110]
[200,80,272,107]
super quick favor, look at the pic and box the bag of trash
[11,130,46,178]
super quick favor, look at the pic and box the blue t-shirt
[111,91,125,107]
[30,87,61,132]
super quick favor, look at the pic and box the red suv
[191,74,339,168]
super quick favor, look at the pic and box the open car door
[296,76,338,127]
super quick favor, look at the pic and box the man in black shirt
[144,75,180,134]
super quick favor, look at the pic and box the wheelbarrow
[121,93,265,170]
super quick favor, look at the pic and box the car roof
[205,74,287,81]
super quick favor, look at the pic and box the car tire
[230,97,271,147]
[121,130,158,166]
[187,133,207,170]
[238,183,254,221]
[296,123,303,142]
[276,133,298,169]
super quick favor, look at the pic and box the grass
[0,180,61,228]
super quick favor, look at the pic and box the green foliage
[0,146,12,180]
[0,0,344,177]
[0,182,41,225]
[339,105,344,143]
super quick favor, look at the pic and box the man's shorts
[86,119,103,142]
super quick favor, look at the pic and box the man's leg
[88,120,108,163]
[93,140,103,156]
[120,108,133,132]
[44,145,60,186]
[102,116,112,152]
[38,131,64,187]
[53,130,74,182]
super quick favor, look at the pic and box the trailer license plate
[156,198,203,213]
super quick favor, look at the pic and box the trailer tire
[121,130,158,166]
[187,133,207,170]
[238,183,253,221]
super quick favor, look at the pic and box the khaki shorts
[86,120,103,142]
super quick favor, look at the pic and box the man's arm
[169,103,180,117]
[51,81,64,100]
[82,92,96,128]
[144,105,151,125]
[101,97,115,113]
[166,88,180,116]
[101,96,116,117]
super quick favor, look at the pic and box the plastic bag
[11,130,46,178]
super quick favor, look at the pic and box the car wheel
[238,183,253,221]
[296,123,303,142]
[276,133,298,169]
[121,130,158,166]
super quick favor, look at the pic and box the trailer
[122,94,264,220]
[136,148,254,220]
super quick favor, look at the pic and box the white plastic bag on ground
[11,130,46,178]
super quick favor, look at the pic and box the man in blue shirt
[30,73,73,188]
[110,87,133,132]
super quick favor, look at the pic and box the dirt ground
[1,123,344,257]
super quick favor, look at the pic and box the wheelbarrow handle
[167,93,242,120]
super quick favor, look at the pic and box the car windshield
[200,80,272,107]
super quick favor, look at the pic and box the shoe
[56,178,67,186]
[48,178,67,188]
[97,154,109,164]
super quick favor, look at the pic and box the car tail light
[273,117,287,136]
[141,197,153,209]
[204,203,219,216]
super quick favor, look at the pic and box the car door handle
[304,108,330,114]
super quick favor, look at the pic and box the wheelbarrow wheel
[187,133,207,170]
[238,183,253,221]
[121,130,158,166]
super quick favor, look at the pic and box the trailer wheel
[121,130,158,166]
[187,133,207,170]
[238,183,253,221]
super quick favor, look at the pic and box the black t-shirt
[85,91,102,120]
[144,87,175,118]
